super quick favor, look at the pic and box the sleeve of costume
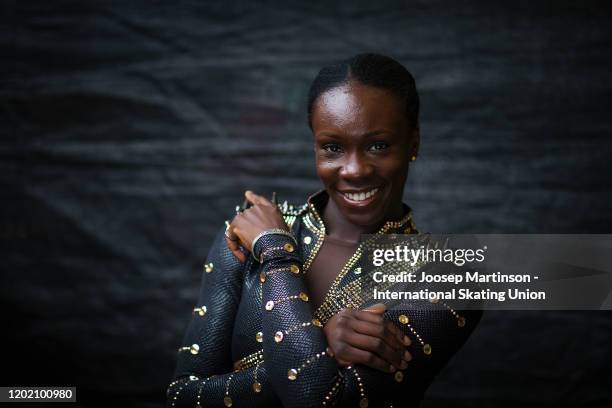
[167,226,281,407]
[253,232,482,408]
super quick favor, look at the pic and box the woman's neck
[321,196,404,244]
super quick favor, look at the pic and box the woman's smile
[338,186,380,206]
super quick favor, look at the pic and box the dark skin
[226,79,419,374]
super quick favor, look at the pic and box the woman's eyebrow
[316,131,341,138]
[362,130,392,137]
[316,129,393,139]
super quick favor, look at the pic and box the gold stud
[290,264,300,274]
[204,263,214,273]
[223,396,233,407]
[255,332,263,343]
[360,397,369,408]
[394,371,404,382]
[423,344,432,355]
[299,292,309,302]
[288,368,298,380]
[311,318,322,327]
[410,155,416,161]
[252,382,262,393]
[457,316,466,327]
[283,243,294,252]
[259,271,266,283]
[265,301,274,311]
[190,344,200,355]
[398,314,409,324]
[353,267,362,275]
[274,331,284,342]
[189,375,199,381]
[303,236,312,245]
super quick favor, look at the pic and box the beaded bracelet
[251,228,298,262]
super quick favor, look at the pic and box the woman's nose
[339,152,373,180]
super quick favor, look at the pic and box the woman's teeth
[343,188,379,202]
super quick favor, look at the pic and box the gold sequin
[398,314,409,324]
[274,331,284,342]
[311,318,322,327]
[283,243,294,252]
[353,267,362,275]
[423,344,432,355]
[259,271,266,282]
[190,344,200,355]
[255,332,263,343]
[252,382,262,393]
[204,263,214,273]
[193,306,207,316]
[290,264,300,274]
[457,316,466,327]
[223,396,232,407]
[359,397,369,408]
[299,292,309,302]
[303,236,312,245]
[265,301,274,311]
[394,371,404,382]
[288,368,298,380]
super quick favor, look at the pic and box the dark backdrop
[1,1,611,407]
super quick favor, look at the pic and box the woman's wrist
[252,229,298,262]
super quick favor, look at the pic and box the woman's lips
[337,187,380,207]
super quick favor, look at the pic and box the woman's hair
[307,53,420,130]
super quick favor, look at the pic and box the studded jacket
[167,190,482,408]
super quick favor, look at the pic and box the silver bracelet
[252,228,298,262]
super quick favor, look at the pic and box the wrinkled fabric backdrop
[1,1,611,407]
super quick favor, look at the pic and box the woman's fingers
[347,319,409,368]
[341,330,407,370]
[245,190,273,207]
[354,310,411,349]
[225,221,247,263]
[335,344,398,373]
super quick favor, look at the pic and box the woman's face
[312,80,419,228]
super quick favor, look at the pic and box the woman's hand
[324,304,412,373]
[225,190,289,263]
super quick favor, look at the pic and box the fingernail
[403,335,411,346]
[404,351,412,361]
[389,365,396,373]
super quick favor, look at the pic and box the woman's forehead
[312,82,407,134]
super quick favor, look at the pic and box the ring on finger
[225,229,238,242]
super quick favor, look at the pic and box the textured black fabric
[168,192,481,407]
[2,2,612,407]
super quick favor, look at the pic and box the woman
[167,53,481,407]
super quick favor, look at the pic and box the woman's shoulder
[276,199,309,230]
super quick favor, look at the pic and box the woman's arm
[167,364,283,407]
[255,232,482,408]
[169,225,248,398]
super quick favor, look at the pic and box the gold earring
[410,155,416,161]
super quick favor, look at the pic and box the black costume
[167,190,481,407]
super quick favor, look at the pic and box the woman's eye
[369,142,389,151]
[322,143,342,153]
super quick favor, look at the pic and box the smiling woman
[167,53,481,408]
